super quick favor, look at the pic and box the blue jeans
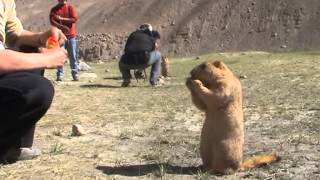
[57,37,79,78]
[119,50,162,84]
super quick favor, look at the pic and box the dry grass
[0,51,319,180]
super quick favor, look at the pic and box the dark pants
[0,70,54,158]
[119,50,162,84]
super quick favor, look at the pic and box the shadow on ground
[96,163,202,176]
[103,76,122,80]
[80,84,121,88]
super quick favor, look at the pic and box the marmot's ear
[212,60,224,69]
[200,63,207,70]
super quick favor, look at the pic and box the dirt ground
[0,51,319,179]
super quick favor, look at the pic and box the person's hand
[155,39,161,49]
[59,25,70,35]
[39,26,67,47]
[55,15,63,21]
[51,26,67,45]
[40,48,68,69]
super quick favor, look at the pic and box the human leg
[119,54,134,87]
[0,72,54,161]
[18,69,45,148]
[66,38,79,81]
[20,126,35,147]
[56,42,69,81]
[56,65,64,81]
[9,44,47,148]
[148,50,162,85]
[56,40,67,81]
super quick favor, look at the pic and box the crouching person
[119,24,162,87]
[0,0,67,163]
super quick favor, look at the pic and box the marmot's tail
[240,153,281,171]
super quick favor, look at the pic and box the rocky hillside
[16,0,320,61]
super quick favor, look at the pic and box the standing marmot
[186,60,279,174]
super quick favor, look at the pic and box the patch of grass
[51,127,63,137]
[195,170,212,180]
[153,164,168,179]
[50,142,65,155]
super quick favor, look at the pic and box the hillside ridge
[16,0,320,61]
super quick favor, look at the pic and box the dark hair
[139,24,152,31]
[152,31,160,39]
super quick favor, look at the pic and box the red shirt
[50,3,78,38]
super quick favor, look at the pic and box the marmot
[161,56,170,78]
[186,60,279,174]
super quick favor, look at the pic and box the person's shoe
[0,148,20,163]
[1,147,41,162]
[56,76,63,81]
[121,79,131,87]
[17,147,41,160]
[72,74,79,81]
[150,81,162,87]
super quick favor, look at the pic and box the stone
[72,124,85,136]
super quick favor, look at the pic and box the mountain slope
[16,0,320,61]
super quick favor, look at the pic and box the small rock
[72,124,85,136]
[239,75,248,79]
[91,153,99,159]
[281,45,287,49]
[78,61,91,71]
[222,25,228,30]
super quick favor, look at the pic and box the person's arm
[154,39,160,49]
[5,0,23,47]
[14,27,67,48]
[50,14,70,33]
[152,31,161,49]
[0,48,67,72]
[124,32,134,52]
[55,5,78,24]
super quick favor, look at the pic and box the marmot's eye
[200,63,206,69]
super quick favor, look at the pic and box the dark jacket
[124,30,156,53]
[122,30,159,65]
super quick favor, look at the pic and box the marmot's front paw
[187,78,206,91]
[193,79,204,87]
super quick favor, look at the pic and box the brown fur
[161,56,170,77]
[186,60,280,174]
[186,60,244,174]
[240,153,281,171]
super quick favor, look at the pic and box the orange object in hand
[46,35,59,49]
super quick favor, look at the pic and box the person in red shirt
[50,0,79,81]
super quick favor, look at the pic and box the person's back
[124,30,155,54]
